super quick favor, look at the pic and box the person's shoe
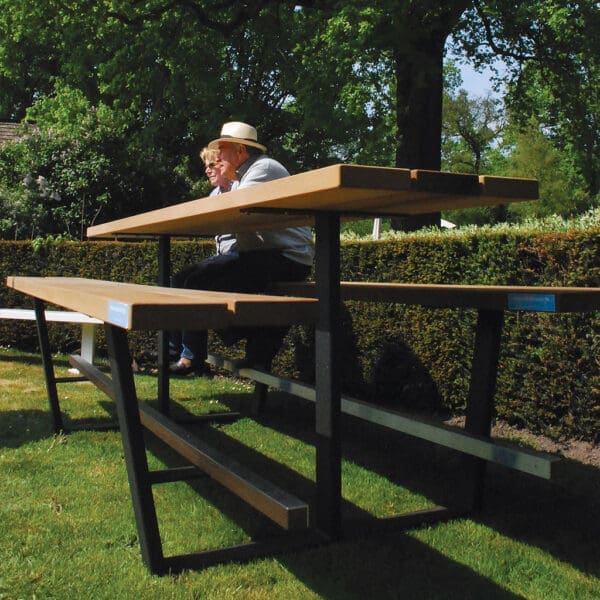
[169,360,196,376]
[169,360,211,377]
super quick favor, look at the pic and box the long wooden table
[87,164,539,546]
[87,165,538,237]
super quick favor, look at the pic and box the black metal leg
[462,309,504,511]
[33,299,64,433]
[251,382,269,414]
[314,213,342,539]
[157,235,171,415]
[105,324,165,574]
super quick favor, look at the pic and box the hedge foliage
[329,230,599,443]
[0,229,598,442]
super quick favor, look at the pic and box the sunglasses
[205,162,217,170]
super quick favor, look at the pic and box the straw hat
[207,121,267,152]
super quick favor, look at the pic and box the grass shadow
[139,401,524,598]
[474,458,600,577]
[212,388,600,579]
[6,355,596,586]
[0,409,58,447]
[279,535,524,600]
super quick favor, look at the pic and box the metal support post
[314,212,342,540]
[462,308,505,511]
[157,235,171,414]
[105,324,166,574]
[33,299,64,433]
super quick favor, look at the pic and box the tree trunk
[391,39,445,230]
[390,1,472,231]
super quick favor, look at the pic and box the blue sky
[460,63,499,96]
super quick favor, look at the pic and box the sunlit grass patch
[0,347,598,599]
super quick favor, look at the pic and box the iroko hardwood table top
[86,164,538,238]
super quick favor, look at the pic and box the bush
[0,226,598,442]
[0,85,200,240]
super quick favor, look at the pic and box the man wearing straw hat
[169,121,314,377]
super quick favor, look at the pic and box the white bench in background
[0,308,102,363]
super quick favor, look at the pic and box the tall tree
[453,0,600,197]
[100,0,474,225]
[2,0,596,238]
[442,88,504,174]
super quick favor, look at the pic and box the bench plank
[1,307,102,363]
[6,276,318,330]
[269,282,600,312]
[0,308,102,324]
[0,308,102,363]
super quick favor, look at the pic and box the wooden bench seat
[5,275,319,574]
[269,281,600,312]
[7,276,318,330]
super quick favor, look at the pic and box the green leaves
[454,0,599,198]
[0,0,596,237]
[1,84,139,239]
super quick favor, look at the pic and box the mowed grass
[0,348,599,599]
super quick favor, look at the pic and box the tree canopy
[453,0,599,196]
[0,0,597,238]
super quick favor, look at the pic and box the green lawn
[0,348,598,599]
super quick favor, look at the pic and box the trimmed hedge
[0,240,214,363]
[0,230,598,442]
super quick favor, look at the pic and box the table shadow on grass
[214,390,457,510]
[0,409,57,447]
[0,351,70,368]
[142,393,443,546]
[209,389,600,580]
[278,536,523,600]
[473,459,600,578]
[139,404,523,599]
[13,363,593,585]
[0,401,119,445]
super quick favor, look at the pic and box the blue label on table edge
[508,293,556,312]
[107,300,130,328]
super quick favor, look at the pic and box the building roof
[0,122,27,145]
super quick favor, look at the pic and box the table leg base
[158,529,329,576]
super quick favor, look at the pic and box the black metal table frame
[27,214,350,573]
[152,210,460,541]
[31,283,324,574]
[152,212,346,540]
[30,209,494,574]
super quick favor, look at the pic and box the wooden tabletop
[86,164,538,239]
